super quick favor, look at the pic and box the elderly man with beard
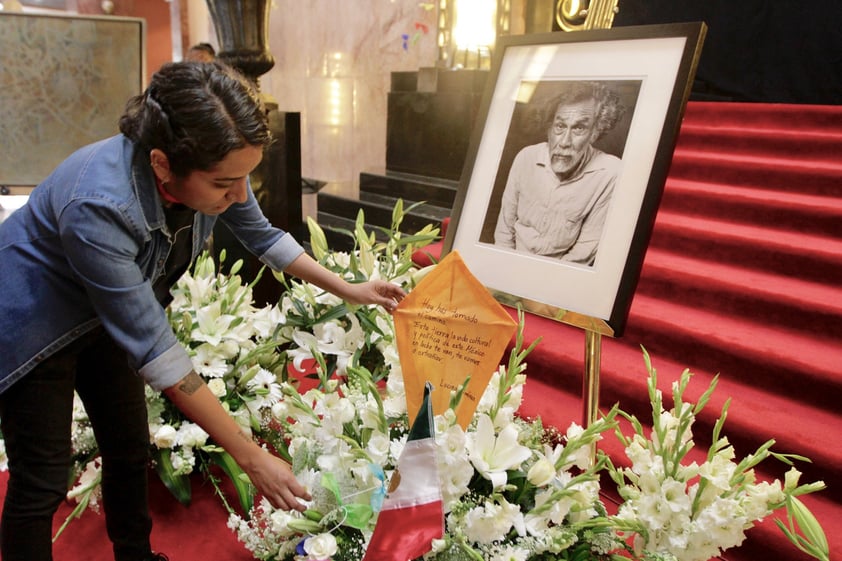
[494,82,626,266]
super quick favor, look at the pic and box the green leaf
[357,309,385,337]
[152,448,192,506]
[209,450,255,516]
[315,303,351,325]
[391,198,405,230]
[786,496,830,560]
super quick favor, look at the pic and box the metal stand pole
[583,329,602,463]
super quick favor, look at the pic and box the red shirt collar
[155,176,181,204]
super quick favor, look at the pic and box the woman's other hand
[344,280,406,312]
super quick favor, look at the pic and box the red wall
[131,0,172,83]
[76,0,172,84]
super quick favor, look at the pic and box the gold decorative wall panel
[0,13,144,186]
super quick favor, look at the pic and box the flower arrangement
[602,352,828,561]
[227,323,829,561]
[0,201,829,561]
[228,313,628,561]
[221,205,830,561]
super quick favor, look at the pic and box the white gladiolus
[527,455,556,487]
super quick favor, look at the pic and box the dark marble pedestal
[386,67,487,181]
[315,67,488,253]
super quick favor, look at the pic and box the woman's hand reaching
[285,254,407,312]
[164,373,312,512]
[343,279,406,312]
[242,450,311,511]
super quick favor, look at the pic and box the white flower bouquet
[603,350,828,561]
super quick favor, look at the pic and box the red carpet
[0,468,252,560]
[2,101,840,560]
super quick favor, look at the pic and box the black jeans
[0,329,154,561]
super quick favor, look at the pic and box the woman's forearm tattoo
[177,371,205,395]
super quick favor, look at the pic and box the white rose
[177,422,209,448]
[268,508,298,536]
[304,532,338,559]
[171,452,186,472]
[207,378,227,398]
[366,431,391,464]
[152,425,177,448]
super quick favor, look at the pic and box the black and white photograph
[480,79,641,268]
[444,23,706,336]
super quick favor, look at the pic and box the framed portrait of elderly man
[442,22,706,337]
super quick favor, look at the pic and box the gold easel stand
[537,310,614,429]
[565,312,615,464]
[494,295,615,464]
[584,329,602,427]
[583,326,609,465]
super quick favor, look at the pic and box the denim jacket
[0,135,304,395]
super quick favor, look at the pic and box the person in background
[494,81,626,266]
[0,61,405,561]
[186,42,216,62]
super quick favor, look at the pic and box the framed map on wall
[0,12,145,186]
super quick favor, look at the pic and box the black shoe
[148,554,169,561]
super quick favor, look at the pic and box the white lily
[467,414,531,489]
[192,300,236,346]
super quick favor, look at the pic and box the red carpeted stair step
[667,148,842,196]
[660,178,842,237]
[683,102,842,132]
[649,212,842,285]
[636,248,842,335]
[675,122,842,162]
[623,294,842,413]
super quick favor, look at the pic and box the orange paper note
[394,251,517,428]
